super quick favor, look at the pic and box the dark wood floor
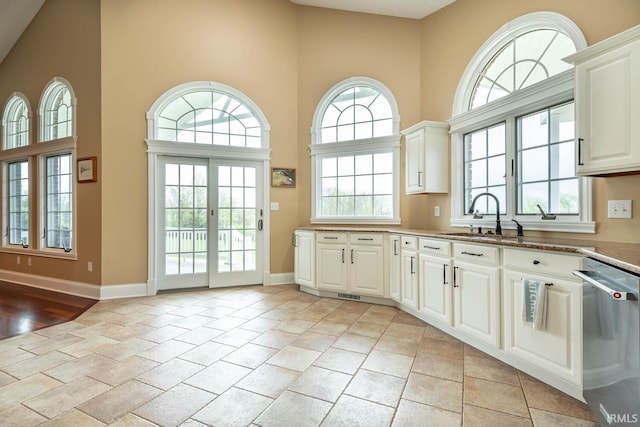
[0,282,97,340]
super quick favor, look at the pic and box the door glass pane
[164,162,207,276]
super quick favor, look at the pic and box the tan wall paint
[0,0,102,283]
[100,0,299,285]
[296,7,423,228]
[419,0,640,242]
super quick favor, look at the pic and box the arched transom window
[155,89,263,148]
[40,80,73,142]
[2,94,30,149]
[470,28,577,109]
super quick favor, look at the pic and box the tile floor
[0,284,598,426]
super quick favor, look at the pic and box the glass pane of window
[46,154,72,250]
[8,161,29,246]
[4,96,30,149]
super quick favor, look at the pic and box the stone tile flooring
[0,284,598,426]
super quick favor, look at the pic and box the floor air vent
[337,293,361,300]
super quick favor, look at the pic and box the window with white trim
[38,78,77,253]
[3,94,30,149]
[311,78,401,224]
[450,12,593,233]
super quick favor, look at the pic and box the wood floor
[0,281,97,340]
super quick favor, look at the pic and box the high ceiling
[0,0,455,65]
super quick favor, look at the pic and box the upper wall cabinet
[401,121,449,194]
[565,25,640,176]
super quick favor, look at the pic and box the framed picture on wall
[271,167,296,188]
[77,157,97,183]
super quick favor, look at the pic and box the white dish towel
[522,278,548,331]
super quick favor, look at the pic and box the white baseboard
[100,283,148,300]
[0,269,101,300]
[269,272,294,286]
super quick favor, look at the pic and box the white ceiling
[0,0,454,66]
[289,0,456,19]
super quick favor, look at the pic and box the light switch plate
[270,202,279,211]
[608,200,632,219]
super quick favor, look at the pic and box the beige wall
[0,0,102,283]
[100,0,299,284]
[419,0,640,242]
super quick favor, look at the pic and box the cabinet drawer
[419,238,450,256]
[349,233,384,245]
[316,232,347,244]
[454,243,499,265]
[401,235,418,250]
[503,248,581,279]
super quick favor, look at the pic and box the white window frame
[310,77,401,225]
[2,92,31,150]
[449,13,594,234]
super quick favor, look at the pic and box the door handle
[350,249,354,264]
[577,138,584,166]
[443,264,448,285]
[258,219,263,231]
[410,256,415,274]
[453,266,459,288]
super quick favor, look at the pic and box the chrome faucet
[468,192,501,235]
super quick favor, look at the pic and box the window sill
[311,217,401,226]
[0,246,77,261]
[450,217,595,234]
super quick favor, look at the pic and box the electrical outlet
[270,202,279,211]
[27,257,31,266]
[608,200,632,219]
[88,262,93,272]
[435,206,441,217]
[17,256,20,265]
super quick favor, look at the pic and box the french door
[157,157,264,290]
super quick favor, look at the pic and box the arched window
[310,77,400,223]
[151,83,266,148]
[40,78,75,142]
[449,12,593,233]
[2,93,30,149]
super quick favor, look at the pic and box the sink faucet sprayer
[468,192,501,235]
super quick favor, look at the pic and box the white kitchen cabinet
[401,121,449,194]
[418,238,452,325]
[389,234,401,302]
[400,236,419,309]
[316,232,385,297]
[293,230,315,288]
[564,25,640,175]
[502,248,582,386]
[453,243,501,347]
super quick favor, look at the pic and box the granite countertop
[297,226,640,275]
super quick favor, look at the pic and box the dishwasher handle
[573,270,637,301]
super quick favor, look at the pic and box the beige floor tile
[464,376,529,418]
[0,347,35,368]
[185,360,251,394]
[392,398,461,427]
[0,373,62,412]
[178,341,236,366]
[291,331,337,352]
[463,403,533,426]
[391,311,428,327]
[255,390,332,427]
[238,317,281,333]
[357,311,395,326]
[384,322,426,340]
[96,338,157,361]
[374,334,421,356]
[0,404,47,426]
[235,363,300,398]
[45,353,119,383]
[313,347,366,375]
[212,328,261,347]
[250,329,300,349]
[141,313,190,328]
[35,321,88,338]
[228,306,267,320]
[173,326,224,345]
[519,374,596,421]
[362,349,414,378]
[347,320,387,338]
[366,304,400,315]
[1,350,74,379]
[205,316,247,331]
[345,369,406,407]
[193,387,273,427]
[222,343,278,369]
[167,305,209,317]
[464,354,520,385]
[108,413,157,426]
[418,335,464,359]
[322,310,361,324]
[58,335,121,358]
[267,345,322,371]
[274,319,316,334]
[322,394,394,427]
[293,308,334,322]
[339,301,372,313]
[412,351,463,382]
[288,366,351,403]
[138,339,196,363]
[87,355,159,387]
[20,333,85,355]
[309,320,350,336]
[134,383,215,427]
[139,325,189,344]
[78,380,162,424]
[41,409,104,427]
[0,332,46,352]
[136,358,204,390]
[260,309,296,321]
[529,408,599,427]
[403,372,463,413]
[170,315,214,330]
[24,376,111,418]
[331,332,378,354]
[0,371,16,387]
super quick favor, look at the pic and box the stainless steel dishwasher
[573,258,639,426]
